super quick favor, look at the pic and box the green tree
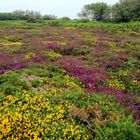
[112,0,140,22]
[0,10,42,21]
[0,13,14,20]
[78,2,110,21]
[78,4,94,20]
[25,10,42,21]
[43,14,57,20]
[12,10,26,19]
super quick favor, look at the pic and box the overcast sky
[0,0,119,18]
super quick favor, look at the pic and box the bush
[47,20,60,26]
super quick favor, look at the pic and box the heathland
[0,20,140,139]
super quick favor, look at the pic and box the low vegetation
[0,20,140,139]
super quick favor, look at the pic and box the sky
[0,0,119,18]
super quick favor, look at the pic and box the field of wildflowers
[0,20,140,139]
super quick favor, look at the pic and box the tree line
[0,0,140,23]
[78,0,140,22]
[0,10,56,21]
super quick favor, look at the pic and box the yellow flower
[2,42,23,46]
[24,52,36,60]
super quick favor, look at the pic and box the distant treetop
[78,0,140,22]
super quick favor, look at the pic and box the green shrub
[95,117,140,140]
[47,20,60,26]
[6,36,22,42]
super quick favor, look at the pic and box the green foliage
[0,10,42,21]
[124,57,136,69]
[128,80,140,93]
[108,65,140,94]
[0,66,140,139]
[43,14,56,20]
[0,72,26,95]
[112,0,140,22]
[5,36,22,42]
[0,19,140,31]
[0,18,140,139]
[31,80,41,88]
[47,20,60,26]
[30,29,39,36]
[78,2,110,21]
[0,13,15,20]
[95,117,140,140]
[78,0,140,22]
[42,51,62,59]
[56,20,140,31]
[71,46,92,56]
[60,16,71,20]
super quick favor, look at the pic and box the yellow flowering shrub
[104,41,117,48]
[0,92,90,139]
[64,75,82,91]
[0,67,91,139]
[42,51,62,59]
[108,79,125,91]
[24,52,36,60]
[0,95,18,110]
[64,27,76,30]
[1,42,23,46]
[0,66,139,139]
[0,36,23,47]
[29,74,82,92]
[58,40,68,46]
